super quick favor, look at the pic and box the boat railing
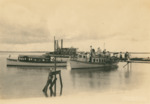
[7,58,18,61]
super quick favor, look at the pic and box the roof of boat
[18,54,69,58]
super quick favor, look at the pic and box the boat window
[83,56,86,58]
[96,59,99,62]
[93,59,95,62]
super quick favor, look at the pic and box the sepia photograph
[0,0,150,104]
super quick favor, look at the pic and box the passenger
[106,51,110,58]
[125,52,130,61]
[87,53,90,62]
[90,46,93,62]
[127,52,131,61]
[90,46,92,54]
[92,49,96,56]
[103,49,106,56]
[96,47,101,56]
[120,52,123,61]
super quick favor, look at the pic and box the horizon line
[0,51,150,54]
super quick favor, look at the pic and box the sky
[0,0,150,52]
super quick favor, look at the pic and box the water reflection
[119,67,132,89]
[70,67,119,91]
[7,66,50,70]
[7,66,66,73]
[125,68,132,78]
[0,57,143,99]
[7,66,66,70]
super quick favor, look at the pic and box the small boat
[69,50,119,69]
[7,54,67,67]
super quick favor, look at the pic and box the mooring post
[54,56,57,96]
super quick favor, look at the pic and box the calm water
[0,53,150,99]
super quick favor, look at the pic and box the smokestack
[61,39,63,49]
[54,36,56,51]
[57,40,59,49]
[55,40,57,51]
[56,40,58,50]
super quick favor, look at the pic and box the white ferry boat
[69,50,119,69]
[7,54,67,67]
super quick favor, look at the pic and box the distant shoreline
[0,51,49,53]
[0,51,150,54]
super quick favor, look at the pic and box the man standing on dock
[120,52,123,61]
[124,52,130,61]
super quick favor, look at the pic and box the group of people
[89,46,131,61]
[119,52,130,61]
[89,46,111,62]
[90,46,111,57]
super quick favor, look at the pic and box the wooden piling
[54,56,56,96]
[59,71,63,95]
[43,55,64,97]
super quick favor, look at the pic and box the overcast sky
[0,0,150,52]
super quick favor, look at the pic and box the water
[0,53,150,100]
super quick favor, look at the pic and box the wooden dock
[129,60,150,63]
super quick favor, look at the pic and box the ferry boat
[7,54,68,67]
[69,49,119,69]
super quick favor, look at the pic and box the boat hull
[69,60,118,69]
[7,59,67,67]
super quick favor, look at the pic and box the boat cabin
[18,55,51,63]
[77,52,108,63]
